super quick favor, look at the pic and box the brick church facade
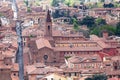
[23,10,119,67]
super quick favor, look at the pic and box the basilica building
[21,10,120,67]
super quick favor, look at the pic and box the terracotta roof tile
[106,70,120,75]
[108,77,119,80]
[26,65,36,74]
[26,64,63,75]
[98,52,110,60]
[11,63,19,71]
[54,46,102,51]
[68,54,102,64]
[90,35,110,48]
[36,38,52,49]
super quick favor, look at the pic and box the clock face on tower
[43,55,48,60]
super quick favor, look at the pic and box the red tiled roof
[11,63,19,71]
[36,38,52,50]
[106,70,120,75]
[108,77,119,80]
[26,64,63,75]
[98,52,110,60]
[54,46,102,51]
[93,8,113,11]
[68,54,102,64]
[90,35,110,48]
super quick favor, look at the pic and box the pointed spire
[46,10,52,22]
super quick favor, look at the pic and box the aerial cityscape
[0,0,120,80]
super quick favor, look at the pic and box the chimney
[102,30,108,39]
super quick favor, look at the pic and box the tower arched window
[38,18,40,24]
[48,25,50,30]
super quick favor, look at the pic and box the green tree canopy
[91,25,116,36]
[65,0,75,6]
[85,74,107,80]
[103,3,114,8]
[74,22,79,30]
[24,0,29,7]
[85,77,92,80]
[73,18,79,30]
[80,16,95,27]
[51,0,59,7]
[95,18,106,25]
[92,74,107,80]
[116,22,120,36]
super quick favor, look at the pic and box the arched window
[38,18,40,24]
[48,25,50,30]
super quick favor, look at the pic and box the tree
[60,0,65,3]
[116,22,120,36]
[101,0,105,2]
[103,3,114,8]
[65,0,74,6]
[85,74,107,80]
[52,10,60,18]
[92,74,107,80]
[80,16,95,27]
[74,22,79,30]
[95,18,106,25]
[91,27,101,36]
[35,0,40,6]
[114,2,120,7]
[51,0,59,7]
[73,18,79,30]
[27,7,31,12]
[85,77,92,80]
[91,25,116,36]
[24,0,29,7]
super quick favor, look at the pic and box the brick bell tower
[45,10,52,37]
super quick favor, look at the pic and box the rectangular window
[75,72,77,76]
[69,73,71,77]
[51,78,53,80]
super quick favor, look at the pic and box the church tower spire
[45,10,52,37]
[46,10,52,22]
[12,0,18,20]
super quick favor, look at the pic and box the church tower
[12,0,18,20]
[45,10,52,37]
